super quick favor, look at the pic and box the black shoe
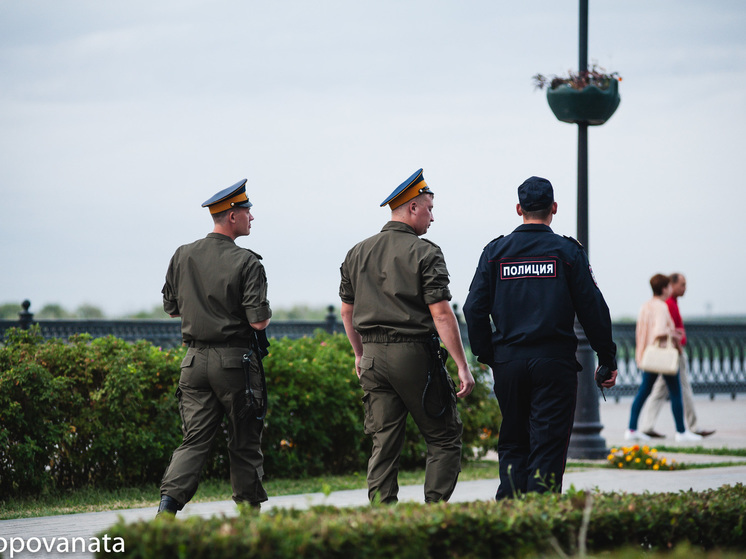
[643,430,666,438]
[156,495,181,517]
[694,429,716,437]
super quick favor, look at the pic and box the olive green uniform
[339,221,463,503]
[160,232,271,508]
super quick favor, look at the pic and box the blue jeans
[628,371,685,433]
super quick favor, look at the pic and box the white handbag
[639,336,679,375]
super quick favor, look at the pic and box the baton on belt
[241,331,269,421]
[422,335,456,418]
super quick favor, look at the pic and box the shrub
[0,328,501,496]
[0,326,183,495]
[98,484,746,558]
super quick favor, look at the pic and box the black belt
[188,341,248,349]
[360,333,432,343]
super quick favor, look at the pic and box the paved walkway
[1,395,744,559]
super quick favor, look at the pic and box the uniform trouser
[639,357,698,432]
[493,358,577,500]
[358,341,463,504]
[160,346,268,507]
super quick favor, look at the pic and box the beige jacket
[635,296,677,366]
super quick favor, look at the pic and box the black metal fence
[2,301,744,398]
[611,322,746,399]
[0,303,346,349]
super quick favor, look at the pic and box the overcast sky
[1,0,745,320]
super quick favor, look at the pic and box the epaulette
[563,235,584,249]
[244,248,263,260]
[420,238,441,249]
[485,235,504,250]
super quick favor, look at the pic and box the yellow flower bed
[606,445,680,470]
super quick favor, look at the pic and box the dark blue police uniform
[463,176,616,499]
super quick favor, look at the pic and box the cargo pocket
[358,355,374,379]
[179,350,198,387]
[175,387,187,436]
[181,352,195,369]
[361,393,375,435]
[220,348,246,370]
[447,390,463,438]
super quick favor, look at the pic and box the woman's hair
[649,273,670,296]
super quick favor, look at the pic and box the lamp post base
[568,322,609,459]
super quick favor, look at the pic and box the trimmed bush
[0,326,183,495]
[97,485,746,558]
[0,327,500,496]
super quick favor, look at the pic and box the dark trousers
[160,346,267,507]
[358,342,463,503]
[493,358,577,499]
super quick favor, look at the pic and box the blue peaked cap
[380,168,432,209]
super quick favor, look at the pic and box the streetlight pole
[567,0,608,459]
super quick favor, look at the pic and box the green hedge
[0,327,500,496]
[97,485,746,558]
[0,327,183,496]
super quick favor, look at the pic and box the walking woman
[625,274,702,442]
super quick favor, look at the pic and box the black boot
[156,495,181,517]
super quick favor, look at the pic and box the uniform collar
[513,223,554,234]
[382,221,417,235]
[207,232,235,243]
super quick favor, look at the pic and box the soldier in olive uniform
[339,169,475,504]
[157,179,272,516]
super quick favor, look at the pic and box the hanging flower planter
[547,79,620,125]
[533,65,622,126]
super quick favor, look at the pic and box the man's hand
[428,300,474,397]
[602,369,617,388]
[341,302,364,378]
[594,365,617,401]
[456,365,475,398]
[595,365,617,388]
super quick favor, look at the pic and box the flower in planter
[533,63,622,125]
[532,63,621,91]
[607,445,681,471]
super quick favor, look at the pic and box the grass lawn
[3,446,744,520]
[0,460,498,520]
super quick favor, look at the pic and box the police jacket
[463,224,617,369]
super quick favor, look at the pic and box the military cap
[518,176,554,211]
[201,179,253,215]
[380,168,434,210]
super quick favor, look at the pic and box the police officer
[339,168,475,504]
[157,179,272,515]
[463,176,617,499]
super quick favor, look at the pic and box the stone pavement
[1,395,744,559]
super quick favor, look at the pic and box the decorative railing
[2,301,744,398]
[0,304,345,349]
[611,322,745,399]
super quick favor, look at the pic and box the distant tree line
[0,302,334,321]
